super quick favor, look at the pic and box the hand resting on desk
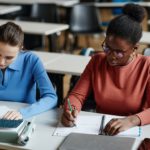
[104,115,141,136]
[61,109,78,127]
[2,111,23,120]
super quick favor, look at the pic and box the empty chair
[30,3,60,52]
[68,4,104,50]
[15,16,43,50]
[143,48,150,56]
[31,3,60,23]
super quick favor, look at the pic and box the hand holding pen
[61,98,78,127]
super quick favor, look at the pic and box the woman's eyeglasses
[102,42,125,58]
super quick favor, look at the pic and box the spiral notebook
[53,114,141,137]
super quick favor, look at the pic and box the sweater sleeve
[136,77,150,125]
[64,56,94,112]
[19,56,57,119]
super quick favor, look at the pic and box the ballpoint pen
[67,98,77,127]
[99,115,105,135]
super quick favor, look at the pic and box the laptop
[58,133,136,150]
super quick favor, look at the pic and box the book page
[103,115,141,137]
[53,115,102,136]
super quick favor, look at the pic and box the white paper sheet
[53,116,102,136]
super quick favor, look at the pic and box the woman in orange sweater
[61,3,149,136]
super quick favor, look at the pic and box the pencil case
[0,119,23,128]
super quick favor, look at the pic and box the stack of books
[0,106,35,145]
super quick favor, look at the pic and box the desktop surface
[0,101,149,150]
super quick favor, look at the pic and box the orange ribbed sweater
[66,53,150,125]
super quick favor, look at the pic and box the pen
[99,115,105,135]
[67,98,73,113]
[67,98,76,127]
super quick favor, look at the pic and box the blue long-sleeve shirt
[0,50,57,119]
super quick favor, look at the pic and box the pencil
[67,98,77,127]
[67,98,73,113]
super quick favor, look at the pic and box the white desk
[140,31,150,45]
[45,53,91,76]
[0,20,69,52]
[33,51,64,66]
[0,101,64,150]
[0,19,69,36]
[0,0,79,7]
[0,5,21,15]
[34,51,91,76]
[0,101,149,150]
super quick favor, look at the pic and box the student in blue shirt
[0,22,57,119]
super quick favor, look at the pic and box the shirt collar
[8,51,23,71]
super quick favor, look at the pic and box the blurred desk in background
[0,0,79,7]
[0,19,69,35]
[0,19,69,51]
[141,31,150,45]
[34,51,91,106]
[0,5,21,15]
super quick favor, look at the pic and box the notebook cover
[0,119,23,128]
[58,133,136,150]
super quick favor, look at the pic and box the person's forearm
[20,96,57,119]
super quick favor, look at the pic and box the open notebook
[53,114,141,137]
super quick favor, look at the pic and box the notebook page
[53,115,102,136]
[103,115,140,137]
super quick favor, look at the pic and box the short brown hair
[0,22,24,48]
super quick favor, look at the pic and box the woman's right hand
[2,111,22,120]
[61,109,78,127]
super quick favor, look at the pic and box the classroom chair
[16,4,61,51]
[66,4,104,51]
[15,16,43,50]
[143,48,150,56]
[30,3,61,52]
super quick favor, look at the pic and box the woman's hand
[61,109,79,127]
[104,115,141,136]
[2,111,23,120]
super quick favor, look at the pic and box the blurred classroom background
[0,0,150,107]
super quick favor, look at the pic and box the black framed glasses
[102,41,125,59]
